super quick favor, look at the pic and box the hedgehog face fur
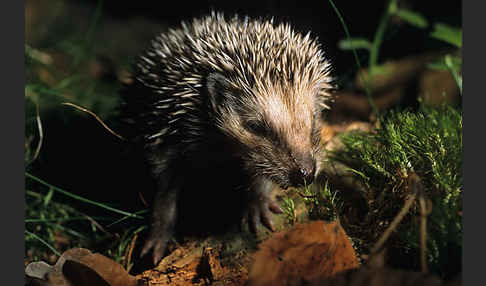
[120,12,334,264]
[207,73,325,189]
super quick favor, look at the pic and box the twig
[61,102,126,141]
[32,102,44,162]
[81,213,110,235]
[139,191,149,208]
[370,173,423,255]
[370,192,416,255]
[126,233,138,271]
[418,191,432,273]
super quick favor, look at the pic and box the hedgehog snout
[289,157,316,187]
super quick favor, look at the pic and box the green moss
[331,103,462,278]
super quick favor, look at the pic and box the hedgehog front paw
[244,193,283,233]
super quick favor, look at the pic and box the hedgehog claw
[140,230,170,265]
[260,209,275,232]
[269,200,284,214]
[245,193,281,233]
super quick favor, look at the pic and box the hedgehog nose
[301,165,316,185]
[290,162,316,187]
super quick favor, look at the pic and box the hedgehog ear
[207,73,233,111]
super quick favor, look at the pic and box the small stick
[418,191,432,273]
[81,213,109,235]
[138,192,149,208]
[126,233,138,271]
[62,102,126,141]
[370,173,423,255]
[370,192,417,255]
[32,101,44,161]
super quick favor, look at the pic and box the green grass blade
[25,172,144,219]
[25,230,61,257]
[445,55,462,95]
[338,38,372,50]
[430,23,462,48]
[394,9,428,28]
[106,209,149,228]
[25,216,111,223]
[43,188,54,207]
[327,0,378,116]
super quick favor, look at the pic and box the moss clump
[331,103,462,279]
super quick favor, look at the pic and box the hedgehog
[119,12,334,264]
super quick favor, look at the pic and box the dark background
[74,0,462,77]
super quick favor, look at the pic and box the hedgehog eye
[244,120,268,136]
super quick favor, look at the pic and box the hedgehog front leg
[245,177,284,233]
[140,173,179,265]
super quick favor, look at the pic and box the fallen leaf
[25,248,145,286]
[25,261,52,280]
[62,260,111,286]
[248,220,359,286]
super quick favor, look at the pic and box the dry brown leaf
[25,261,53,280]
[62,260,111,286]
[25,248,145,286]
[248,220,359,286]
